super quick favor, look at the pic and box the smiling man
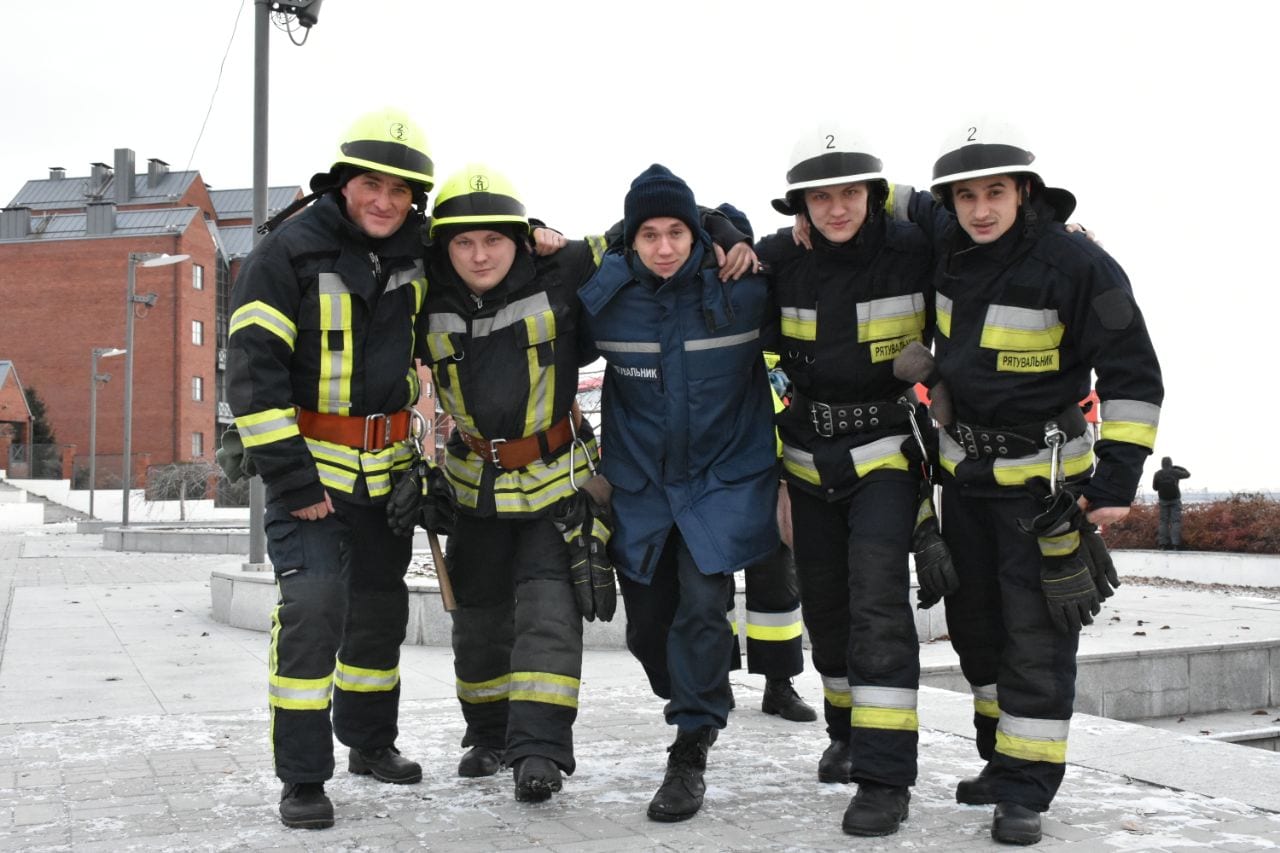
[227,108,435,830]
[926,119,1164,845]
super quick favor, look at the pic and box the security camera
[272,0,323,28]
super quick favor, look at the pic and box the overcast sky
[2,1,1276,492]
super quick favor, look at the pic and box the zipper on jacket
[369,252,382,281]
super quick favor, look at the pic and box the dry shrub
[1104,493,1280,554]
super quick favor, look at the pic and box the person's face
[803,181,869,243]
[632,217,693,279]
[341,171,414,239]
[951,175,1022,244]
[447,229,518,295]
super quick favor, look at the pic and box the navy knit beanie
[623,164,700,247]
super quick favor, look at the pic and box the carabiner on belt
[1044,420,1066,496]
[567,411,596,491]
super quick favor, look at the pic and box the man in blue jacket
[579,164,778,822]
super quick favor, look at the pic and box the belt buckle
[809,401,834,438]
[956,423,981,460]
[363,413,390,452]
[488,437,507,469]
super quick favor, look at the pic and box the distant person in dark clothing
[1151,457,1191,550]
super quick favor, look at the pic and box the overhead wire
[184,0,248,176]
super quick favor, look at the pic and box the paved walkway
[2,525,1280,851]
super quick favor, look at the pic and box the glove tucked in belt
[551,475,616,623]
[1018,481,1118,633]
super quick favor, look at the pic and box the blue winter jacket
[579,241,778,584]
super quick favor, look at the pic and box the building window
[192,432,204,457]
[193,264,204,291]
[192,376,204,401]
[192,320,204,346]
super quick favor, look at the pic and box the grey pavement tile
[12,801,64,826]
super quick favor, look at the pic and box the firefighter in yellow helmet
[226,107,434,830]
[415,163,609,804]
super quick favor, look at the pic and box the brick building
[0,148,300,487]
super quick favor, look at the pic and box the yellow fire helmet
[429,163,529,237]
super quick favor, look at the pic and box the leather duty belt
[297,408,412,452]
[803,392,914,438]
[948,404,1087,461]
[459,410,581,471]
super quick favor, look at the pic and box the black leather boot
[817,737,852,783]
[279,781,334,829]
[992,802,1043,845]
[513,756,563,803]
[647,726,716,822]
[841,782,910,836]
[761,678,818,722]
[956,765,998,805]
[457,745,503,778]
[348,744,422,784]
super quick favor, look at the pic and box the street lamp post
[88,347,125,519]
[121,252,188,527]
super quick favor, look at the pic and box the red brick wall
[0,222,219,475]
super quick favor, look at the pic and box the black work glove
[386,460,456,538]
[912,483,959,609]
[1081,520,1120,602]
[215,425,257,484]
[1019,484,1100,634]
[551,478,617,622]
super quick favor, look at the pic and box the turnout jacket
[929,195,1164,506]
[578,241,778,583]
[417,241,600,518]
[227,193,426,510]
[757,215,933,501]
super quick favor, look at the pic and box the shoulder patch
[1092,289,1135,331]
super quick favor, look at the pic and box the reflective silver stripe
[386,260,425,293]
[984,304,1061,332]
[991,432,1093,479]
[745,608,802,627]
[318,272,348,294]
[685,329,760,352]
[936,293,953,315]
[428,313,468,334]
[856,294,924,324]
[849,434,910,469]
[781,306,817,323]
[525,308,554,344]
[304,438,361,469]
[229,304,297,347]
[851,686,917,710]
[596,340,661,353]
[335,669,398,690]
[998,712,1070,741]
[973,684,998,703]
[1100,399,1160,426]
[821,674,850,693]
[239,412,297,440]
[269,683,332,703]
[508,674,579,702]
[472,293,552,338]
[457,681,510,702]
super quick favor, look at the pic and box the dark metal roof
[7,171,201,210]
[208,187,302,220]
[218,224,257,260]
[0,207,200,243]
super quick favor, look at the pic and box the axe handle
[427,531,457,612]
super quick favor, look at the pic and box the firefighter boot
[761,678,818,722]
[842,782,910,837]
[458,746,503,778]
[818,737,853,783]
[513,756,563,803]
[348,745,422,784]
[956,765,998,805]
[279,782,334,830]
[993,802,1042,845]
[647,727,717,822]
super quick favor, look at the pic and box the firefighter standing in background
[226,108,434,830]
[414,164,609,804]
[756,125,955,838]
[925,118,1162,845]
[1152,456,1190,549]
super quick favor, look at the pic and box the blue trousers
[619,527,734,732]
